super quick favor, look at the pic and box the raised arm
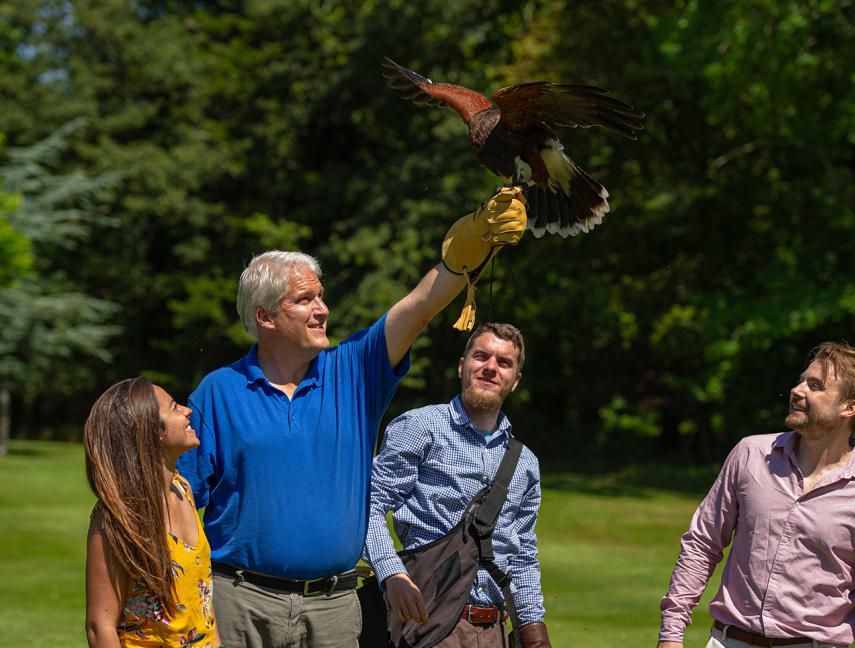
[385,264,466,366]
[85,510,128,648]
[385,187,527,365]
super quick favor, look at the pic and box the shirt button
[481,476,489,484]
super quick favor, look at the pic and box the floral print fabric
[117,475,217,648]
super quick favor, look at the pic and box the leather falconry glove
[441,186,527,331]
[518,622,553,648]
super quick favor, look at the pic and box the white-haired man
[177,189,527,648]
[658,342,855,648]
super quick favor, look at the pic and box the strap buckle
[465,605,476,623]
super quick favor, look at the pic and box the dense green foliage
[0,439,728,647]
[0,120,120,387]
[0,1,852,464]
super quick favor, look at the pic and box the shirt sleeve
[175,394,217,509]
[507,457,546,625]
[659,441,744,642]
[363,412,429,584]
[343,312,411,446]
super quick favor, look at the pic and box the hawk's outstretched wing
[493,82,645,140]
[383,58,494,122]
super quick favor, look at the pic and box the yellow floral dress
[117,475,218,648]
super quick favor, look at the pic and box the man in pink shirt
[658,342,855,648]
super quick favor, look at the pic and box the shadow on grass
[542,463,721,498]
[5,446,44,457]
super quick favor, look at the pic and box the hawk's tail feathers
[522,142,609,238]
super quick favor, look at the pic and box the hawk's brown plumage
[383,58,645,238]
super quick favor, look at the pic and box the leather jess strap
[212,561,358,595]
[713,621,814,647]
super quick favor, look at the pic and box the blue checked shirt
[363,396,545,624]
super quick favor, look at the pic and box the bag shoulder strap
[468,438,524,641]
[472,438,523,532]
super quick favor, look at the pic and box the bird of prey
[383,58,645,238]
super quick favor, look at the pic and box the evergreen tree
[0,120,119,453]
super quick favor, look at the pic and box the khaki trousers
[213,572,361,648]
[433,618,509,648]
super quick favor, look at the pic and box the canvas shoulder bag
[386,438,524,648]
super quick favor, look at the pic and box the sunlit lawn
[0,440,728,647]
[537,474,721,646]
[0,441,93,647]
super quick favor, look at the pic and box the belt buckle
[465,605,475,623]
[302,575,339,596]
[325,574,339,596]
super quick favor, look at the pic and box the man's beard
[785,409,836,439]
[784,416,832,439]
[461,383,507,415]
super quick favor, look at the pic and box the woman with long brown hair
[84,377,223,648]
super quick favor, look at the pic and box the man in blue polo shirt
[177,188,527,648]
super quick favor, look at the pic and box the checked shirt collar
[449,394,513,443]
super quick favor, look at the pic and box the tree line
[1,0,852,466]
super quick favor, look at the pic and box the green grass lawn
[537,475,721,646]
[0,440,727,647]
[0,441,95,647]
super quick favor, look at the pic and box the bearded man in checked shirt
[659,341,855,648]
[363,323,552,648]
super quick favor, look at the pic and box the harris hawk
[383,58,645,238]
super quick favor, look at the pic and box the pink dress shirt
[659,432,855,645]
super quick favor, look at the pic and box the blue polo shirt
[176,313,409,579]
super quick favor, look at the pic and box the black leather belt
[212,561,359,595]
[713,621,815,646]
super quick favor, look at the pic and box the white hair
[236,250,322,338]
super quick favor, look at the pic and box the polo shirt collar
[449,395,513,439]
[242,344,324,389]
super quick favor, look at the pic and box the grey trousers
[213,572,361,648]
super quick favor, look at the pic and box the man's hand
[441,186,527,277]
[658,642,683,648]
[518,622,553,648]
[385,573,428,626]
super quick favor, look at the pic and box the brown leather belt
[212,561,358,595]
[713,620,815,646]
[461,604,502,625]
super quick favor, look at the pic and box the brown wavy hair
[83,377,176,611]
[463,322,526,369]
[811,342,855,402]
[810,342,855,430]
